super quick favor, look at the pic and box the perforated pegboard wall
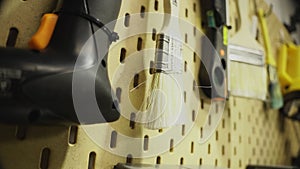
[0,0,299,169]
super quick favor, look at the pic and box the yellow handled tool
[257,9,283,109]
[278,44,300,120]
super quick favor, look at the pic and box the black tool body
[0,0,121,124]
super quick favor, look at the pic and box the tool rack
[0,0,299,169]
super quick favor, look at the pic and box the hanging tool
[199,0,228,99]
[257,8,283,109]
[278,44,300,120]
[0,0,121,124]
[140,0,185,129]
[228,0,267,101]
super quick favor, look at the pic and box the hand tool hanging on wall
[0,0,121,124]
[257,8,283,109]
[278,43,300,120]
[199,0,229,99]
[140,0,186,129]
[228,0,267,101]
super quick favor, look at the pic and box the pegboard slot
[68,126,78,145]
[126,154,133,164]
[180,157,184,165]
[129,113,136,129]
[6,27,18,47]
[15,125,26,140]
[154,0,159,11]
[40,148,50,169]
[143,135,149,151]
[110,131,117,148]
[156,156,161,164]
[88,152,96,169]
[140,6,146,18]
[124,13,130,27]
[169,139,174,152]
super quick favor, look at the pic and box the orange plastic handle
[29,13,58,50]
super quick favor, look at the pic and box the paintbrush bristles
[144,73,185,129]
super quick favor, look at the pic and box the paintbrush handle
[257,9,276,66]
[155,0,182,74]
[160,0,181,37]
[236,0,250,31]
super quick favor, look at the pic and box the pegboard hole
[215,159,218,166]
[133,74,139,88]
[184,61,187,72]
[40,148,50,169]
[228,133,231,142]
[193,80,196,91]
[88,152,96,169]
[222,119,225,128]
[194,27,197,36]
[239,160,242,167]
[110,131,117,148]
[129,113,136,129]
[152,28,157,41]
[222,145,225,155]
[181,125,185,136]
[199,158,203,165]
[137,37,143,51]
[193,52,197,62]
[15,125,26,140]
[143,135,149,151]
[154,0,159,11]
[201,99,204,109]
[238,112,241,120]
[233,122,237,130]
[156,156,161,164]
[116,87,122,103]
[120,48,126,63]
[234,147,237,156]
[208,115,211,126]
[192,110,195,122]
[126,154,133,164]
[183,91,186,103]
[216,130,219,141]
[6,27,18,47]
[158,129,163,133]
[101,60,106,68]
[185,34,188,43]
[227,159,231,168]
[140,6,146,18]
[193,3,196,12]
[185,9,188,18]
[208,144,211,154]
[124,13,130,27]
[169,139,174,152]
[190,142,194,153]
[68,126,78,145]
[180,157,184,165]
[200,127,203,138]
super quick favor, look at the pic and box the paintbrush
[142,0,185,129]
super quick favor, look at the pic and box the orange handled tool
[29,13,58,50]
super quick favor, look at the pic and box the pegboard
[0,0,299,169]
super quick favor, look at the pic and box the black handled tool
[0,0,121,124]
